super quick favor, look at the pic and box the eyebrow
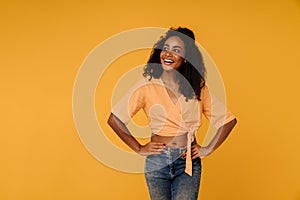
[163,44,183,50]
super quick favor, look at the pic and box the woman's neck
[160,69,178,84]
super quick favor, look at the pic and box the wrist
[132,144,142,154]
[137,145,149,156]
[205,144,214,152]
[200,145,213,157]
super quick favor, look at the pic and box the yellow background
[1,0,300,199]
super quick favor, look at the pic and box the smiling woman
[160,36,186,71]
[144,27,206,101]
[107,27,237,200]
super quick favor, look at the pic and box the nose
[165,50,173,57]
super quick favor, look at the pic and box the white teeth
[164,59,174,63]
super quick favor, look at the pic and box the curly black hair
[143,27,206,101]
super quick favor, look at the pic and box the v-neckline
[159,78,182,107]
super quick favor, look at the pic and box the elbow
[228,118,237,132]
[107,113,125,127]
[229,118,237,130]
[107,113,114,127]
[232,118,237,126]
[220,118,237,131]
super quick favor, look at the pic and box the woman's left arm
[191,118,237,159]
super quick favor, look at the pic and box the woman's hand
[191,144,211,159]
[138,142,166,156]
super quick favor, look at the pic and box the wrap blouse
[112,77,235,176]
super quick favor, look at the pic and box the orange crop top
[112,77,236,176]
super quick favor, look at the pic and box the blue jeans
[145,147,202,200]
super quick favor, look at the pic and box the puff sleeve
[111,85,145,125]
[201,85,236,129]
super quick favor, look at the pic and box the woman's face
[160,36,186,71]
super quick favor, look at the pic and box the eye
[162,46,169,51]
[173,49,181,53]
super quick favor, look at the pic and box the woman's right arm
[107,113,166,156]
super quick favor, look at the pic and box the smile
[163,59,174,64]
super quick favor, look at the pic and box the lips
[163,58,174,64]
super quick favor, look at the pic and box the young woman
[108,27,237,200]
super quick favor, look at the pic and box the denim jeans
[145,147,201,200]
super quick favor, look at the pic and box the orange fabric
[185,132,193,176]
[112,77,235,176]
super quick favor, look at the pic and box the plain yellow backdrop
[1,0,300,199]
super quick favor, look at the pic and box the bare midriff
[151,133,189,148]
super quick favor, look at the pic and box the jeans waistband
[162,146,187,155]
